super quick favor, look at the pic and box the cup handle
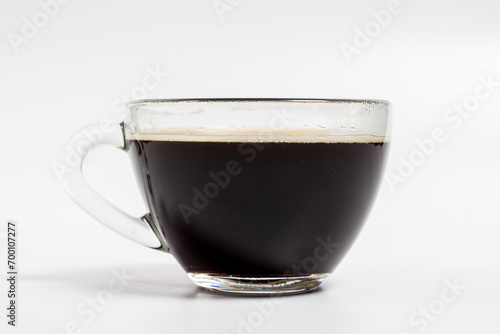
[55,122,168,252]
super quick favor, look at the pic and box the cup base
[187,273,329,295]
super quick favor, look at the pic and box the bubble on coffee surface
[127,126,386,143]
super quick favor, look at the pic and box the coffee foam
[127,128,387,143]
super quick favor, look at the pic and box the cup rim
[128,98,391,107]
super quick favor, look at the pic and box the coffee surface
[129,135,388,276]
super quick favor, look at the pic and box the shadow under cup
[125,99,390,295]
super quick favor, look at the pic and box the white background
[1,0,499,333]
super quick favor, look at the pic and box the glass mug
[59,99,390,295]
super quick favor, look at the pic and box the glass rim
[125,97,391,143]
[128,98,391,107]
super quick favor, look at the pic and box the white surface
[13,261,500,334]
[1,0,500,333]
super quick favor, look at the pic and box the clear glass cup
[57,98,391,295]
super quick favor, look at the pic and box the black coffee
[128,137,388,276]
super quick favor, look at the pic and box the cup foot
[187,273,329,295]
